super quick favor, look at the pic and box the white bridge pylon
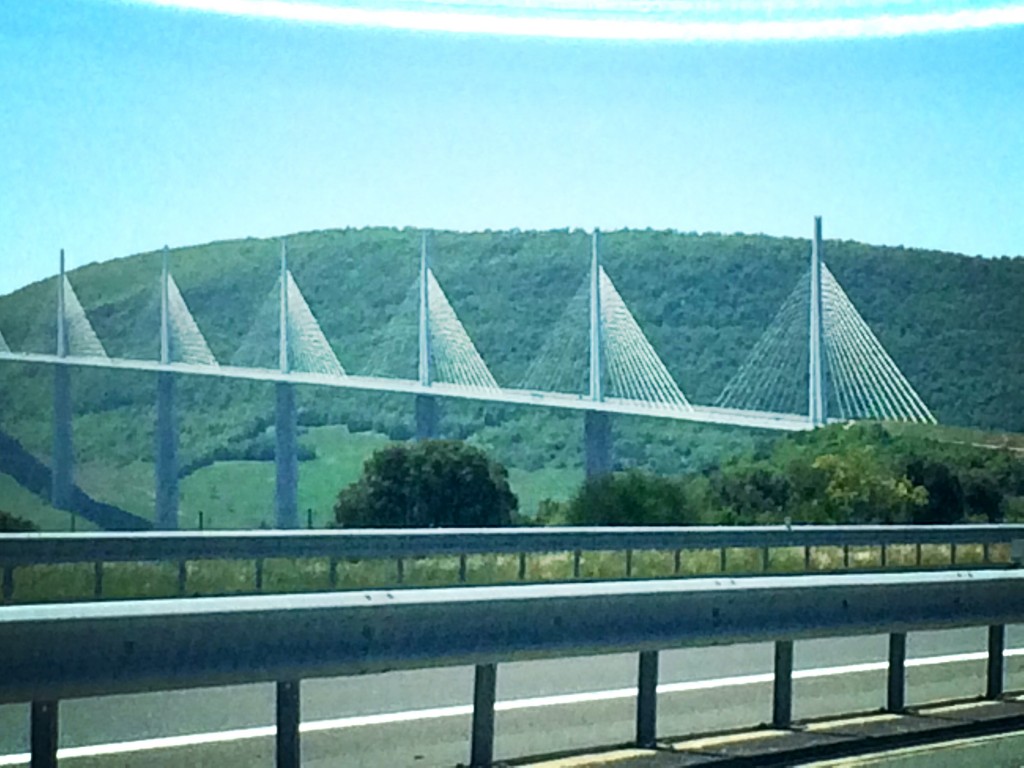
[62,274,107,359]
[165,272,218,367]
[715,219,935,425]
[598,266,692,411]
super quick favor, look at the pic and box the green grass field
[2,425,578,530]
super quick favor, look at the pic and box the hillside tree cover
[0,228,1020,521]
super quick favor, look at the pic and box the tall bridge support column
[155,372,179,530]
[51,365,73,512]
[808,216,827,427]
[584,410,612,478]
[415,394,439,440]
[275,382,299,529]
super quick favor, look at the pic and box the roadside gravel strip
[2,648,1022,766]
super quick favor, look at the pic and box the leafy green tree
[567,470,695,526]
[905,458,964,524]
[0,510,37,532]
[334,440,517,528]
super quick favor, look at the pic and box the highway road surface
[1,626,1022,766]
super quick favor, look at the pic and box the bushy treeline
[0,510,37,532]
[546,424,1024,526]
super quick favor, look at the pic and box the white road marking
[2,647,1021,765]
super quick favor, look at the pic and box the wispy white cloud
[120,0,1024,40]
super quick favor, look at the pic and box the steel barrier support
[31,700,58,768]
[471,663,497,767]
[155,372,179,530]
[275,382,298,529]
[584,410,612,478]
[276,680,301,768]
[636,651,659,748]
[987,624,1006,699]
[887,632,906,712]
[773,640,794,727]
[2,566,13,603]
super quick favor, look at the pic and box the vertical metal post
[177,561,188,596]
[625,549,633,577]
[471,663,497,768]
[636,651,659,748]
[459,554,468,583]
[276,680,301,768]
[887,632,906,712]
[573,549,582,578]
[517,552,527,581]
[93,562,103,598]
[255,559,264,592]
[808,217,827,427]
[987,625,1006,699]
[773,640,794,728]
[2,566,14,603]
[155,246,179,530]
[31,700,59,768]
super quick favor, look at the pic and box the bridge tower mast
[416,231,439,439]
[808,216,827,427]
[155,245,179,529]
[585,229,612,477]
[52,249,74,516]
[275,240,299,528]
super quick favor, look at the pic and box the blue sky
[1,0,1023,296]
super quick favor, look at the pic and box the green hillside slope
[0,228,1021,525]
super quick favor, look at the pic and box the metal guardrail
[2,569,1024,767]
[2,525,1021,601]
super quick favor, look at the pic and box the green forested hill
[0,228,1021,524]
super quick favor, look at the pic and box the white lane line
[2,647,1022,765]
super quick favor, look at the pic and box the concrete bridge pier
[52,365,73,512]
[155,372,179,530]
[275,382,299,529]
[415,394,439,440]
[584,410,612,478]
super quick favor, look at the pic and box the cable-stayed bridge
[0,218,935,529]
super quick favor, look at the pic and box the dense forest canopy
[0,227,1020,508]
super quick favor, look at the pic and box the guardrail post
[625,549,633,577]
[673,549,681,575]
[517,553,526,581]
[93,562,103,599]
[276,680,300,768]
[329,558,338,589]
[177,561,187,596]
[772,640,794,728]
[987,625,1006,699]
[761,546,770,572]
[255,559,264,592]
[459,554,468,583]
[471,663,497,767]
[31,700,59,768]
[887,632,906,712]
[2,565,13,603]
[636,651,658,748]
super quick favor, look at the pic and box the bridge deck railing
[1,525,1022,603]
[3,569,1024,767]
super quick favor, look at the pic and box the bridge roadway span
[0,628,1021,766]
[0,351,813,433]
